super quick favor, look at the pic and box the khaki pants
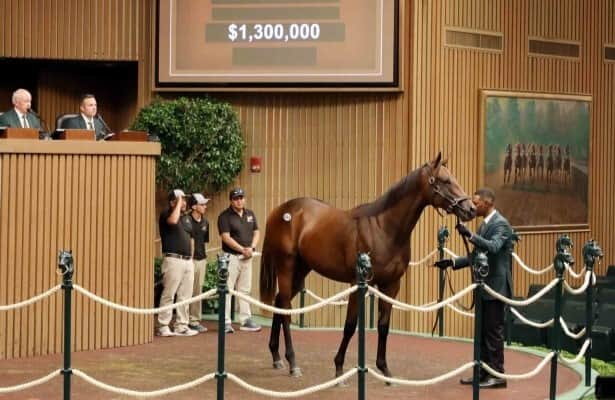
[157,257,194,331]
[189,258,208,324]
[225,254,253,324]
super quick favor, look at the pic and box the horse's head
[424,152,476,222]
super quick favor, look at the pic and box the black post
[230,295,235,322]
[58,250,74,400]
[472,251,488,400]
[437,226,449,337]
[216,254,230,400]
[356,253,371,400]
[299,288,305,328]
[368,293,375,330]
[582,239,602,387]
[550,235,574,400]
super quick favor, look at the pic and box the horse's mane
[349,165,425,218]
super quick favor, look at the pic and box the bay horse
[537,145,545,180]
[563,145,571,184]
[528,144,537,181]
[514,144,523,184]
[259,153,476,379]
[546,145,555,184]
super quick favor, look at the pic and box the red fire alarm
[250,156,262,173]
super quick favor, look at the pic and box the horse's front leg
[376,281,400,379]
[333,293,358,379]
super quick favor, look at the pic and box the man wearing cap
[186,193,210,333]
[217,187,262,333]
[157,189,198,337]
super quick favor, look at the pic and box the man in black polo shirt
[218,187,261,333]
[186,193,210,333]
[157,189,198,337]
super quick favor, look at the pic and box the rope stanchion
[510,307,554,328]
[512,253,554,275]
[560,317,586,339]
[483,278,560,306]
[0,285,61,311]
[481,352,555,380]
[216,254,229,400]
[368,284,476,312]
[0,370,61,393]
[72,369,216,397]
[226,369,357,398]
[408,249,438,266]
[73,285,218,314]
[58,250,75,400]
[563,271,594,295]
[367,362,475,386]
[229,286,358,315]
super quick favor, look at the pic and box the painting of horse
[259,152,475,379]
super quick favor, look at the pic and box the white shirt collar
[483,209,497,225]
[14,108,26,119]
[81,113,94,123]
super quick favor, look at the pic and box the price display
[156,0,399,89]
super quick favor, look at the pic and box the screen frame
[153,0,402,92]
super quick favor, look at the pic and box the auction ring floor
[0,321,589,400]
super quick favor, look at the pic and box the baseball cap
[168,189,186,201]
[229,187,245,200]
[188,193,210,207]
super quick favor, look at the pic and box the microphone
[28,108,51,140]
[94,114,115,140]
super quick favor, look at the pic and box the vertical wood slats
[0,0,141,60]
[0,149,155,359]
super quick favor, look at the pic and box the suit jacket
[62,115,106,140]
[453,211,514,300]
[0,109,42,130]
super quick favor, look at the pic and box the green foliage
[203,259,220,312]
[132,96,245,193]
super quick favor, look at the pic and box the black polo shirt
[217,207,258,255]
[186,215,209,260]
[159,209,192,257]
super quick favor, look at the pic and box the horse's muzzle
[455,200,476,222]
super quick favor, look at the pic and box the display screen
[156,0,399,89]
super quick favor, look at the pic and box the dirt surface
[0,323,581,400]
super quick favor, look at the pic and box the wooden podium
[109,130,149,142]
[0,127,39,139]
[56,129,95,140]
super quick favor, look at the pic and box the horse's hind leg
[376,281,400,380]
[269,295,285,369]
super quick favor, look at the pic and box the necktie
[22,114,29,128]
[87,120,94,130]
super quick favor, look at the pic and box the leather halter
[428,175,470,215]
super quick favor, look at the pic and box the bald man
[0,89,42,130]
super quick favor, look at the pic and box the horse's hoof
[290,367,303,377]
[273,360,285,369]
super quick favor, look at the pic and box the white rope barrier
[73,369,216,398]
[560,317,587,339]
[367,362,475,386]
[481,352,555,380]
[303,288,350,306]
[443,248,459,258]
[226,368,357,398]
[0,285,62,311]
[563,272,595,295]
[483,278,560,306]
[565,264,587,279]
[229,286,358,315]
[512,253,554,275]
[368,284,477,312]
[0,369,60,393]
[73,285,217,315]
[408,249,438,266]
[510,307,554,328]
[446,303,475,318]
[560,340,591,364]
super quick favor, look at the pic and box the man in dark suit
[61,94,111,140]
[0,89,42,130]
[435,187,513,389]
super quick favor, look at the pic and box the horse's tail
[260,235,277,306]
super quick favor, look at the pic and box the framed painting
[479,90,591,232]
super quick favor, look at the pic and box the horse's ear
[431,151,443,170]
